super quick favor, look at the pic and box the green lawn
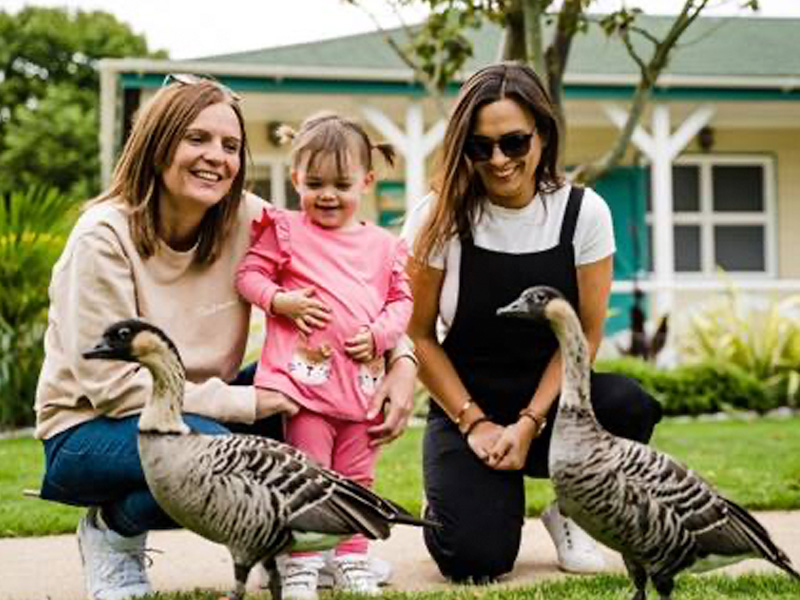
[114,573,800,599]
[3,416,800,538]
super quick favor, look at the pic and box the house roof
[199,15,800,83]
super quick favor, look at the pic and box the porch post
[362,103,445,212]
[602,103,715,316]
[98,62,117,189]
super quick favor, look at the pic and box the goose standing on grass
[83,319,434,600]
[497,286,800,600]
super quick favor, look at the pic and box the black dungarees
[422,186,662,582]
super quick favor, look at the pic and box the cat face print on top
[288,340,332,386]
[358,356,385,396]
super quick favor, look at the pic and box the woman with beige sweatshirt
[34,75,418,600]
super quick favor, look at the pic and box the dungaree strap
[559,185,585,245]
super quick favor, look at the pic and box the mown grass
[121,573,800,599]
[2,415,800,538]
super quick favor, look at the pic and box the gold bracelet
[454,399,473,425]
[518,408,548,436]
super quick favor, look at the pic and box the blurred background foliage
[0,6,164,428]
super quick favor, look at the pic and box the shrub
[596,357,775,416]
[0,186,76,429]
[680,288,800,408]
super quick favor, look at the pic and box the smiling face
[470,98,541,209]
[292,149,374,230]
[160,102,242,219]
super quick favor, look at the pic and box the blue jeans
[40,363,281,536]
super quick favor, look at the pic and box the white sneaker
[541,503,606,574]
[77,508,152,600]
[262,553,391,590]
[330,553,381,595]
[282,554,324,600]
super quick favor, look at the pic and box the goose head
[496,285,565,322]
[83,319,184,372]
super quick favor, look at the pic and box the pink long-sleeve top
[236,208,413,421]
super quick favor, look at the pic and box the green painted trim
[120,72,460,97]
[120,73,800,101]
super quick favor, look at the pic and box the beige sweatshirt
[35,194,267,439]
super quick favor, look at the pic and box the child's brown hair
[278,111,394,178]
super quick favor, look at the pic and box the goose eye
[117,327,131,340]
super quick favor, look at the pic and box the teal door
[592,166,649,335]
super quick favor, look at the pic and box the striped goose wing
[197,434,418,540]
[615,440,797,572]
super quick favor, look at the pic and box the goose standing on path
[83,319,434,600]
[497,286,799,600]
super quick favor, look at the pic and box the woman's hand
[366,356,417,447]
[271,287,331,335]
[484,420,538,471]
[344,326,375,362]
[465,419,504,463]
[255,388,300,420]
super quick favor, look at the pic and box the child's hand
[271,287,331,335]
[344,326,376,362]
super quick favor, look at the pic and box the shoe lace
[109,547,162,587]
[335,557,376,589]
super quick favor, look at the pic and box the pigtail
[371,142,396,168]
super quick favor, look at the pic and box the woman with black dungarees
[401,62,663,584]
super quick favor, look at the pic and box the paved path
[2,511,800,599]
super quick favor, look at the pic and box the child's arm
[236,209,331,335]
[235,210,286,314]
[345,240,413,361]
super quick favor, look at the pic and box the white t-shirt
[400,184,616,336]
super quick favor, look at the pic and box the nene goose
[497,286,799,600]
[83,319,434,600]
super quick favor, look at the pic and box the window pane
[714,226,765,271]
[712,165,764,212]
[673,165,700,212]
[675,225,701,272]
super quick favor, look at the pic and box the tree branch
[573,0,711,184]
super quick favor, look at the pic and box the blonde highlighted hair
[415,62,564,265]
[88,79,248,265]
[279,111,394,176]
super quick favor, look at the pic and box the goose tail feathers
[724,498,800,580]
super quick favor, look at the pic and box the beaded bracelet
[462,416,490,440]
[518,408,548,437]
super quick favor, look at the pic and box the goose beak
[83,339,123,360]
[497,297,529,318]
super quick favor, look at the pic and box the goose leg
[228,562,250,600]
[622,555,648,600]
[652,573,675,600]
[262,557,282,600]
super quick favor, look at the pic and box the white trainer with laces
[263,553,391,590]
[541,503,606,574]
[76,507,152,600]
[331,553,381,595]
[282,554,325,600]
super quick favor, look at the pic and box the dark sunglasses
[464,130,535,162]
[161,73,241,102]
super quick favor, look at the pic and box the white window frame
[646,154,776,278]
[249,156,291,208]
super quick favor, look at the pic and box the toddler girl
[236,112,413,599]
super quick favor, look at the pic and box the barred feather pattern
[526,292,799,598]
[90,319,433,600]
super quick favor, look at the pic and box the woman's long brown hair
[414,62,563,265]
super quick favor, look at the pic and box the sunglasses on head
[464,130,535,162]
[161,73,241,102]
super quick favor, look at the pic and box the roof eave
[99,58,800,92]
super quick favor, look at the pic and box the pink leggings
[286,409,380,556]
